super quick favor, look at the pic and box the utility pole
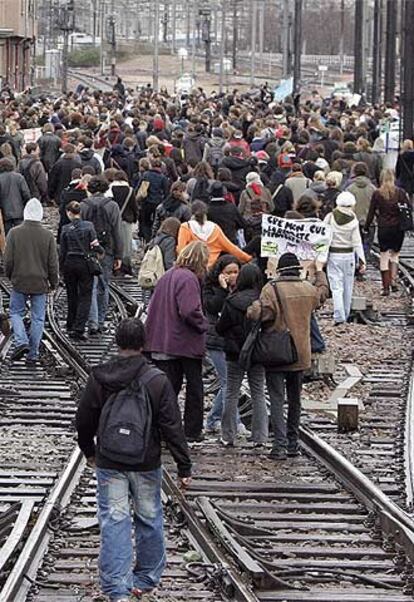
[371,0,382,104]
[59,0,75,95]
[339,0,345,76]
[100,1,105,75]
[171,0,177,54]
[219,0,226,93]
[191,0,197,78]
[293,0,302,94]
[108,15,116,76]
[384,0,397,103]
[282,0,290,77]
[232,0,238,72]
[259,0,265,72]
[250,0,257,87]
[353,0,365,94]
[402,0,414,139]
[153,0,160,92]
[200,6,212,73]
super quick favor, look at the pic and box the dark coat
[38,132,61,172]
[111,183,138,223]
[5,221,59,294]
[145,267,208,358]
[18,156,48,204]
[139,169,170,205]
[207,199,245,244]
[48,154,82,203]
[183,132,206,164]
[76,354,191,477]
[152,199,191,237]
[222,155,254,197]
[203,280,228,350]
[365,187,409,229]
[0,171,31,220]
[79,149,102,175]
[396,150,414,194]
[216,288,260,361]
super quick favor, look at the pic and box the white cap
[24,198,43,222]
[336,191,356,208]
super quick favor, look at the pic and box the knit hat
[24,198,43,222]
[278,153,293,169]
[246,172,262,185]
[276,252,301,273]
[336,191,356,208]
[209,181,225,198]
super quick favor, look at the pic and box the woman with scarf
[151,180,191,237]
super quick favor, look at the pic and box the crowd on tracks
[0,78,413,601]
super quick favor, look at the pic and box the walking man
[4,198,59,363]
[76,318,191,602]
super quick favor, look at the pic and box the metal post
[171,0,177,53]
[384,0,397,103]
[219,0,226,93]
[293,0,302,94]
[232,0,238,72]
[371,0,382,104]
[191,0,197,78]
[250,0,257,87]
[353,0,365,94]
[186,0,191,47]
[282,0,290,77]
[153,0,160,92]
[402,0,414,139]
[62,29,69,94]
[100,0,105,75]
[259,0,265,71]
[339,0,345,76]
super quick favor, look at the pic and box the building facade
[0,0,36,90]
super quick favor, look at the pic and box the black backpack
[98,367,159,465]
[191,177,210,202]
[87,197,112,248]
[20,158,37,196]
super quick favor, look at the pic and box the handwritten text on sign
[261,215,332,262]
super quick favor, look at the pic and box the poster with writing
[22,128,42,144]
[261,215,332,263]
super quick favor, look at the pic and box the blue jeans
[89,253,113,329]
[266,370,303,452]
[327,252,355,324]
[96,467,166,601]
[206,349,242,429]
[10,291,46,359]
[310,313,325,353]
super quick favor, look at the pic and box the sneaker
[10,344,29,361]
[269,448,287,460]
[237,423,250,437]
[253,442,266,449]
[220,438,234,447]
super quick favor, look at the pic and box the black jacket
[207,199,245,244]
[60,219,101,267]
[216,288,260,360]
[138,169,170,205]
[0,171,31,220]
[76,354,192,477]
[79,149,102,175]
[48,154,82,203]
[38,132,61,172]
[222,156,254,197]
[203,280,228,350]
[111,183,138,223]
[396,150,414,194]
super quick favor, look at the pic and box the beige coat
[247,272,329,371]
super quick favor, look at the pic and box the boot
[380,270,390,296]
[389,262,399,292]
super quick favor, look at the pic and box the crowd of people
[0,78,412,602]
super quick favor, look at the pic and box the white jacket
[324,208,365,263]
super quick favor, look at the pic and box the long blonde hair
[379,168,396,201]
[176,241,209,277]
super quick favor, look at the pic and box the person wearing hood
[324,191,366,325]
[177,200,251,268]
[346,162,376,257]
[216,263,268,448]
[239,172,273,219]
[203,128,226,175]
[207,182,245,244]
[5,198,59,363]
[76,318,191,602]
[247,253,329,460]
[78,136,103,175]
[152,181,191,237]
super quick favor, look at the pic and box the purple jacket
[145,267,208,359]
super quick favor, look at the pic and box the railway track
[1,226,414,600]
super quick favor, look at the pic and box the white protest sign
[22,128,42,144]
[261,215,332,263]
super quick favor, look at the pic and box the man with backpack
[203,128,225,175]
[18,143,49,206]
[76,317,191,602]
[80,176,123,334]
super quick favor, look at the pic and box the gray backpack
[98,368,159,465]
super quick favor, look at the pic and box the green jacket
[5,221,59,294]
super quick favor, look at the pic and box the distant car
[331,84,353,102]
[175,73,196,96]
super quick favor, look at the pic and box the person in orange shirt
[177,201,252,268]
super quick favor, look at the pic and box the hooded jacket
[177,220,251,268]
[79,148,103,175]
[207,197,245,243]
[216,288,260,360]
[324,207,365,262]
[75,354,191,477]
[346,176,376,224]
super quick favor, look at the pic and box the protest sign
[22,128,42,144]
[261,215,332,263]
